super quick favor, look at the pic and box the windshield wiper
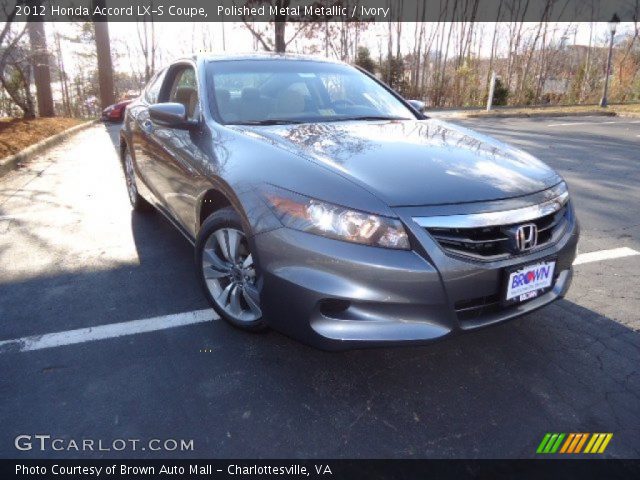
[234,119,305,126]
[233,116,410,126]
[327,115,411,122]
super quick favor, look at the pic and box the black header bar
[3,0,638,23]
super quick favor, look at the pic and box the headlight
[265,187,410,250]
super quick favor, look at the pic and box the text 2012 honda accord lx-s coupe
[119,53,579,350]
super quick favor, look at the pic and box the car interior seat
[174,87,199,120]
[240,87,269,121]
[275,89,306,118]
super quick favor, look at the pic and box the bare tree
[505,0,531,90]
[617,0,640,87]
[137,19,156,82]
[0,3,35,117]
[581,3,595,102]
[53,30,72,116]
[486,1,504,93]
[516,0,553,103]
[242,0,313,53]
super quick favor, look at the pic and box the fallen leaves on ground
[0,117,85,158]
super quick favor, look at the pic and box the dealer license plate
[505,260,556,303]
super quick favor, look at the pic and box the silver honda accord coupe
[119,53,579,350]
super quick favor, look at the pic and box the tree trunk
[54,31,71,117]
[93,20,115,109]
[27,19,55,117]
[274,22,286,52]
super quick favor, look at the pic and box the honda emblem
[515,223,538,252]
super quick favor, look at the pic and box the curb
[0,119,98,178]
[462,110,617,119]
[432,110,619,120]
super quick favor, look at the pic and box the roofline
[194,52,348,65]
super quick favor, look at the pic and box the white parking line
[0,247,638,354]
[547,121,590,127]
[573,247,639,266]
[0,211,49,220]
[0,309,218,354]
[547,119,640,127]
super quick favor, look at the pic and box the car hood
[233,119,562,207]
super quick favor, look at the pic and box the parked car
[102,100,132,122]
[102,92,139,122]
[119,53,578,350]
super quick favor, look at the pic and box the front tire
[196,207,267,332]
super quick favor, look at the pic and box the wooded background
[1,0,639,119]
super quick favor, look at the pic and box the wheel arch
[196,182,250,235]
[119,130,138,170]
[118,132,128,162]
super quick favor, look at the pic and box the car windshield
[206,59,415,125]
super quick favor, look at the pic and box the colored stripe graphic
[597,434,613,453]
[574,433,589,453]
[585,433,614,454]
[584,434,598,453]
[567,433,582,453]
[550,433,565,453]
[537,433,613,454]
[537,433,552,453]
[544,434,559,453]
[537,433,565,453]
[560,433,575,453]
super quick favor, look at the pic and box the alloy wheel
[202,227,262,322]
[124,150,138,205]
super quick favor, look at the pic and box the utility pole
[486,71,496,111]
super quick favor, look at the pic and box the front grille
[426,204,569,261]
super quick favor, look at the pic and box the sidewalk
[427,104,640,119]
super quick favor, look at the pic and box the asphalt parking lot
[0,116,638,459]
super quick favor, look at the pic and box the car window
[144,69,166,104]
[168,67,200,121]
[207,60,415,125]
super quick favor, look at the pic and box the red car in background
[101,92,139,122]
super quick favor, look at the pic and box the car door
[148,64,204,237]
[130,68,169,206]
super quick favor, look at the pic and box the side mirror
[407,99,426,113]
[149,103,197,129]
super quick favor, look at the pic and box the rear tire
[122,146,151,212]
[196,207,267,332]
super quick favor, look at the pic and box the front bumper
[253,199,579,351]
